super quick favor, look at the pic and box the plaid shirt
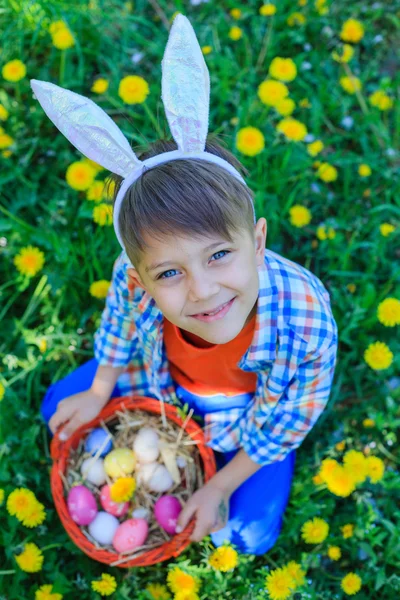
[94,248,338,466]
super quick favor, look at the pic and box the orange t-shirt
[163,315,258,396]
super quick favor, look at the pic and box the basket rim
[50,395,216,567]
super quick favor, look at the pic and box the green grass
[0,0,399,598]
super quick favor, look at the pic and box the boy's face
[127,218,267,344]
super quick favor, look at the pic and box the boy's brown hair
[108,136,256,268]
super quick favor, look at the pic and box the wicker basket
[50,395,217,567]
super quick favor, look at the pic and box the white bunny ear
[161,14,210,153]
[30,79,142,177]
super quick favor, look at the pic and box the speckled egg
[112,518,149,553]
[85,428,113,457]
[88,511,120,545]
[100,484,130,517]
[80,457,107,487]
[154,495,182,534]
[67,485,98,526]
[104,448,136,478]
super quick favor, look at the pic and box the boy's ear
[127,267,147,290]
[255,218,267,266]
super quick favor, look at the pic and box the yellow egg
[104,448,136,478]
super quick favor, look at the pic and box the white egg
[133,428,160,464]
[137,462,173,493]
[88,511,120,545]
[131,507,150,520]
[81,457,107,487]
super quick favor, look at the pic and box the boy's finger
[191,513,214,542]
[176,500,197,533]
[58,414,82,441]
[48,410,67,434]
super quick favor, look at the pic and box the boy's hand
[176,481,230,542]
[48,390,107,440]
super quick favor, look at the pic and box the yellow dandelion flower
[265,567,296,600]
[276,117,307,141]
[167,568,199,595]
[87,180,105,202]
[110,477,136,502]
[260,4,277,16]
[275,98,296,116]
[317,162,338,182]
[118,75,149,104]
[341,573,362,595]
[91,573,117,596]
[21,500,46,528]
[332,44,354,63]
[340,75,362,95]
[358,163,371,177]
[66,160,96,191]
[287,12,306,27]
[362,418,375,428]
[236,126,265,156]
[13,246,45,278]
[341,523,354,539]
[335,440,346,451]
[15,543,44,573]
[327,545,341,561]
[2,59,26,82]
[90,280,111,299]
[299,97,311,108]
[379,223,395,237]
[325,464,357,497]
[0,489,4,505]
[307,140,324,157]
[0,382,5,402]
[209,546,239,571]
[35,584,63,600]
[340,19,364,44]
[0,133,14,149]
[365,456,385,483]
[49,20,67,34]
[145,583,171,600]
[319,458,339,482]
[282,561,306,587]
[343,450,368,485]
[258,79,289,107]
[298,0,307,6]
[316,225,336,240]
[0,104,9,120]
[202,46,213,55]
[364,341,393,370]
[377,298,400,327]
[301,517,329,544]
[230,8,242,19]
[174,592,200,600]
[312,473,324,485]
[289,205,312,228]
[229,26,243,41]
[6,487,37,519]
[369,90,393,111]
[91,78,109,94]
[51,27,75,50]
[269,57,297,82]
[347,283,356,293]
[38,338,47,353]
[93,203,113,226]
[315,0,328,16]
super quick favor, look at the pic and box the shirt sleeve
[93,252,140,367]
[240,331,338,466]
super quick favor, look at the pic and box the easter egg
[112,518,149,553]
[131,507,150,520]
[104,448,136,478]
[88,511,120,545]
[81,457,107,487]
[133,428,160,464]
[100,484,129,517]
[85,428,113,457]
[137,463,174,493]
[67,485,98,526]
[154,495,182,534]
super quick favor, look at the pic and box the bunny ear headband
[30,14,256,267]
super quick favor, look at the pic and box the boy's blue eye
[156,250,231,280]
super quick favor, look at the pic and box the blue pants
[41,358,295,555]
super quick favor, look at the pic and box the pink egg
[100,484,130,517]
[67,485,98,526]
[154,495,182,534]
[112,518,149,553]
